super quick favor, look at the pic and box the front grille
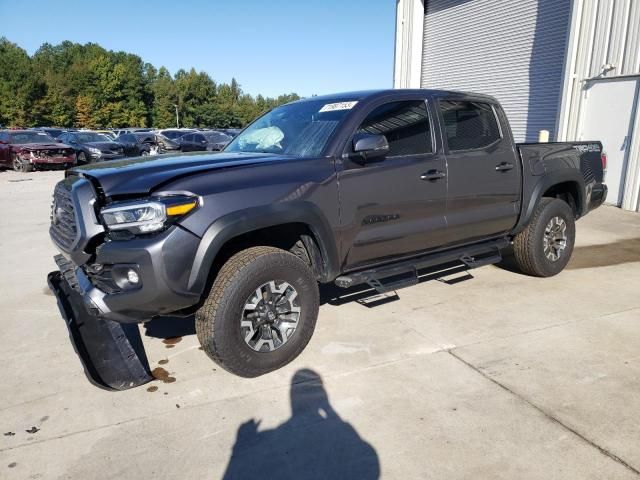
[50,181,78,250]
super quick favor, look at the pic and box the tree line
[0,38,300,129]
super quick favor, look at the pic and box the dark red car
[0,130,76,172]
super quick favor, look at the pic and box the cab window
[356,100,432,157]
[439,100,501,151]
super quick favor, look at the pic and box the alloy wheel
[543,216,568,261]
[240,280,301,352]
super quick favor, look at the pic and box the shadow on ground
[143,315,196,339]
[497,237,640,273]
[222,369,380,480]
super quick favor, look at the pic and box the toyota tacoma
[48,89,607,388]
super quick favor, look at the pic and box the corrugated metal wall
[558,0,640,211]
[421,0,571,142]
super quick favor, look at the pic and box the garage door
[421,0,571,142]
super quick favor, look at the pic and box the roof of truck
[293,89,498,104]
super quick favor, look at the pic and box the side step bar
[335,238,509,294]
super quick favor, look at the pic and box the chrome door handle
[421,170,446,181]
[495,162,514,171]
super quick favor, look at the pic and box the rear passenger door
[338,99,448,270]
[439,99,521,244]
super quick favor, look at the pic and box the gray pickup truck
[48,89,607,389]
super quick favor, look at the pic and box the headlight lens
[88,147,102,155]
[100,196,199,234]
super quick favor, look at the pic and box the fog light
[127,269,140,284]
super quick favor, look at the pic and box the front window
[9,132,56,144]
[225,99,356,157]
[356,100,433,156]
[74,133,112,143]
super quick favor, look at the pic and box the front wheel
[512,197,576,277]
[12,154,33,172]
[196,246,319,377]
[77,151,88,164]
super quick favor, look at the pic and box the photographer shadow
[222,368,380,480]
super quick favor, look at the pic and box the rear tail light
[601,152,607,171]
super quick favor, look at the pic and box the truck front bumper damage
[47,264,153,391]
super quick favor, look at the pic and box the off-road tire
[513,197,575,277]
[196,246,319,377]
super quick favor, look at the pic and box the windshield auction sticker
[319,101,358,112]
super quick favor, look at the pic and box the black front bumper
[48,270,153,390]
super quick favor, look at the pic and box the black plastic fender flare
[187,202,340,293]
[513,170,587,235]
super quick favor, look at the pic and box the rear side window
[357,100,432,156]
[439,101,501,151]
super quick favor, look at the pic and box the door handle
[421,170,446,181]
[495,162,514,171]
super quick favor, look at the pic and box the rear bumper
[588,183,608,211]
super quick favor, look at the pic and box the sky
[0,0,395,98]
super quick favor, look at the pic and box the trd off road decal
[573,143,600,153]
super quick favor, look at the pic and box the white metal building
[395,0,640,211]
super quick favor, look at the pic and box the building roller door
[421,0,571,142]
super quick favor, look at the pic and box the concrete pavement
[1,170,639,479]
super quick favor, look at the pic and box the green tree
[0,38,300,129]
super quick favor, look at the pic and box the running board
[335,238,508,293]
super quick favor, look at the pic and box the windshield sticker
[319,101,358,113]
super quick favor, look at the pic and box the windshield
[224,99,356,157]
[9,132,56,144]
[74,133,112,143]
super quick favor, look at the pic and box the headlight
[100,195,199,234]
[88,147,102,155]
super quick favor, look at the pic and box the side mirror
[351,134,389,162]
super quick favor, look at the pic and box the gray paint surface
[421,0,571,142]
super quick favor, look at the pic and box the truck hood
[72,151,291,197]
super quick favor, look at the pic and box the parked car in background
[176,130,231,152]
[58,131,125,164]
[117,132,156,156]
[220,128,241,137]
[154,133,181,154]
[95,130,117,140]
[157,128,196,140]
[35,127,67,140]
[0,130,75,172]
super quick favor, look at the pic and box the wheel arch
[514,171,586,235]
[187,203,339,295]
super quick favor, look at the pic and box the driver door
[337,99,448,270]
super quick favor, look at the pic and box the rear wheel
[512,197,575,277]
[196,246,319,377]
